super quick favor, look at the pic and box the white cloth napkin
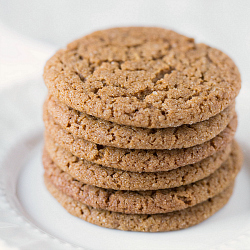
[0,22,55,91]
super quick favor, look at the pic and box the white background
[0,1,249,249]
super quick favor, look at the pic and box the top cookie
[44,27,241,128]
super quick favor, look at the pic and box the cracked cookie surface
[45,95,235,149]
[44,27,241,128]
[43,111,237,172]
[43,142,242,214]
[45,179,234,232]
[44,136,233,190]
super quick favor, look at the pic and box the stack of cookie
[42,27,242,232]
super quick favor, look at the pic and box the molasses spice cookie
[45,178,234,232]
[44,111,237,172]
[43,142,242,214]
[44,27,241,128]
[44,136,233,191]
[45,95,235,149]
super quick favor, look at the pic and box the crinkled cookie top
[44,27,241,128]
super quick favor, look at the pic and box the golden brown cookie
[43,112,237,172]
[43,27,241,128]
[43,143,242,214]
[45,95,235,149]
[44,136,233,190]
[44,178,234,232]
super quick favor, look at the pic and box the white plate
[0,81,250,250]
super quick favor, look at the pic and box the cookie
[43,143,242,214]
[44,178,234,232]
[44,136,232,190]
[43,112,237,172]
[43,27,241,128]
[45,95,235,149]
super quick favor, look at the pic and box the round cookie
[45,95,235,149]
[44,136,233,190]
[43,144,242,214]
[45,178,234,232]
[43,27,241,128]
[43,112,237,172]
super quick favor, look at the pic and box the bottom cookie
[44,177,234,232]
